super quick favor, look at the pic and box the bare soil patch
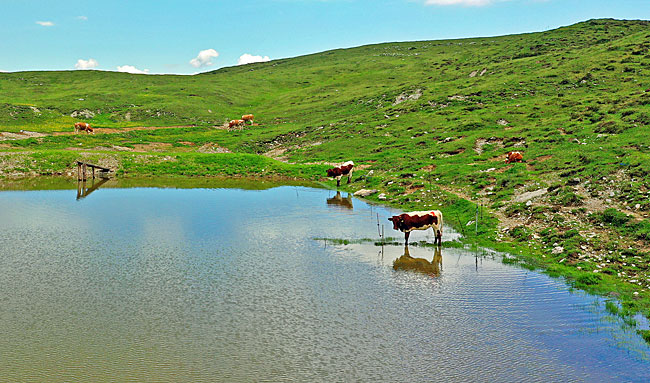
[52,125,197,136]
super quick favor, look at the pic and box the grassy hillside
[2,18,650,328]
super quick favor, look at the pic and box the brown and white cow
[242,114,254,124]
[388,210,444,245]
[228,119,246,129]
[74,122,93,134]
[505,151,523,164]
[326,161,354,187]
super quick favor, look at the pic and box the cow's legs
[347,172,352,184]
[336,177,341,187]
[404,231,410,245]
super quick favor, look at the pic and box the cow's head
[326,167,342,177]
[388,215,403,231]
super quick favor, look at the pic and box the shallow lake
[1,180,649,382]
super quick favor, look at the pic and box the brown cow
[228,119,246,129]
[388,210,444,245]
[74,122,93,134]
[505,151,523,164]
[242,114,254,124]
[326,161,354,187]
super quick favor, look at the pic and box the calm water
[1,182,649,382]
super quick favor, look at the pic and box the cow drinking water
[388,210,444,245]
[326,161,354,187]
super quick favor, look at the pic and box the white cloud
[75,58,99,69]
[116,65,150,74]
[189,49,219,68]
[425,0,494,5]
[77,16,88,21]
[36,21,54,27]
[238,53,271,65]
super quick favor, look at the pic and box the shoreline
[2,169,649,344]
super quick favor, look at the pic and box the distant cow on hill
[388,210,444,245]
[505,151,524,164]
[326,161,354,187]
[242,114,255,124]
[74,122,93,134]
[228,119,245,129]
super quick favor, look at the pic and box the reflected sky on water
[1,184,649,382]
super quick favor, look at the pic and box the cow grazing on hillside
[74,122,93,134]
[242,114,255,124]
[388,210,444,245]
[505,151,524,164]
[228,119,245,129]
[326,161,354,187]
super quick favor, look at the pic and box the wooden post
[77,163,81,181]
[92,166,95,179]
[82,163,87,181]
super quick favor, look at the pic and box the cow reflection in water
[393,245,443,276]
[326,191,353,209]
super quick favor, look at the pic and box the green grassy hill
[2,18,650,326]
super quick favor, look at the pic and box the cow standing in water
[505,151,524,164]
[326,161,354,187]
[74,122,94,134]
[388,210,444,245]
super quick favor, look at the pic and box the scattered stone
[378,193,387,200]
[393,89,422,106]
[513,188,548,203]
[552,246,564,255]
[70,109,95,119]
[497,119,509,126]
[353,189,377,197]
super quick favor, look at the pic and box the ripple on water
[0,187,649,382]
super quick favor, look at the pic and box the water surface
[1,181,649,382]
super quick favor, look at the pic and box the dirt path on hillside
[51,125,198,136]
[0,125,198,141]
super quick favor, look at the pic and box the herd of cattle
[72,114,257,134]
[326,151,524,245]
[71,116,522,247]
[228,114,255,128]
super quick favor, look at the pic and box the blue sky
[2,0,650,74]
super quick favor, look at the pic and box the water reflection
[76,178,109,200]
[393,244,443,276]
[326,191,353,210]
[2,185,650,382]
